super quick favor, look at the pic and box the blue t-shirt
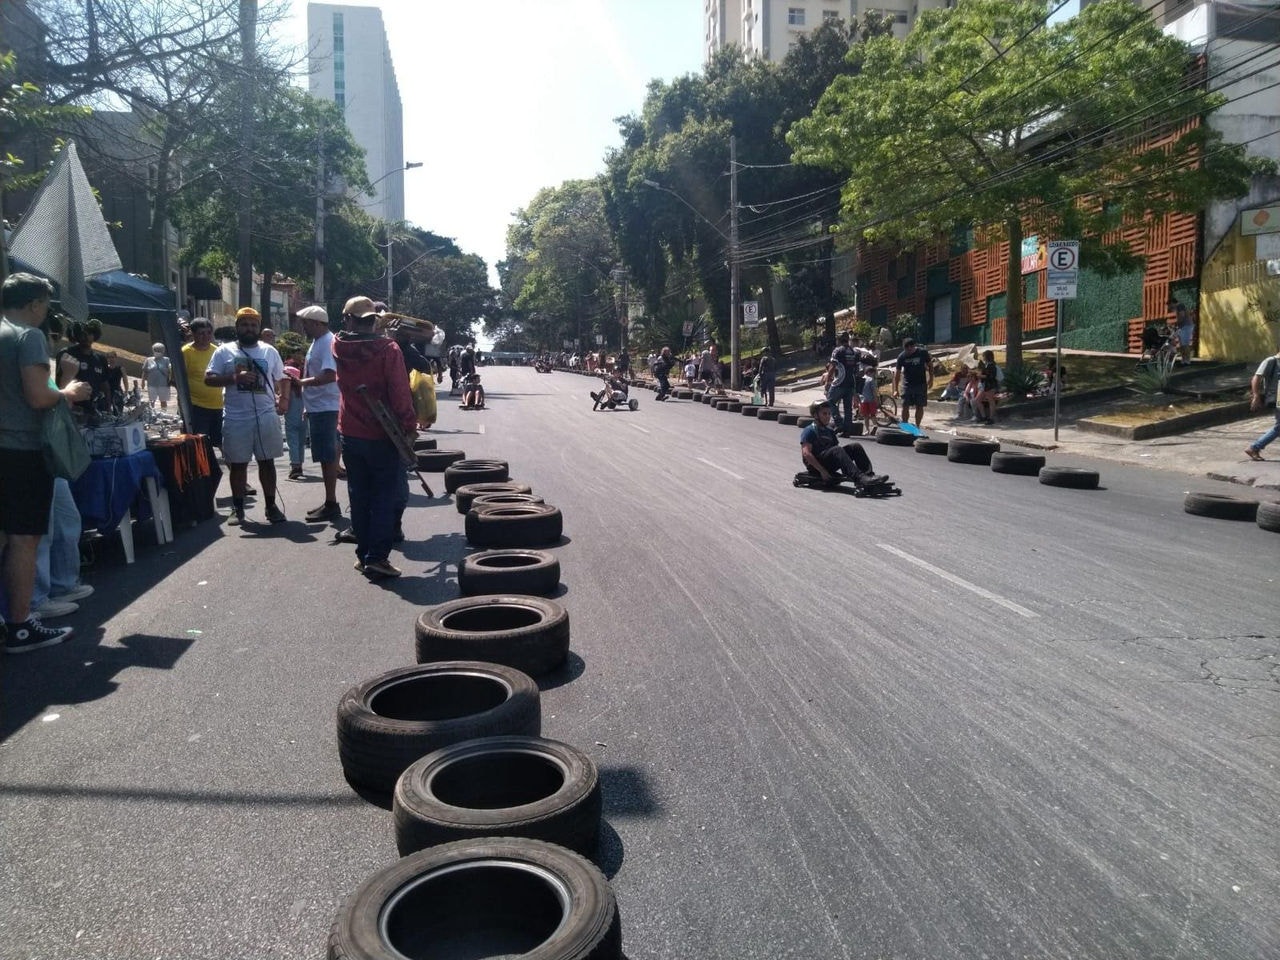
[799,422,838,456]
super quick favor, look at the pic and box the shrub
[1003,363,1044,398]
[1132,352,1176,394]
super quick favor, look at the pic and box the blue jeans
[284,402,305,466]
[827,381,857,432]
[1250,405,1280,452]
[343,435,402,564]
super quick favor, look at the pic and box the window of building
[788,8,805,26]
[823,10,841,23]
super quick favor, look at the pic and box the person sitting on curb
[799,400,887,487]
[972,349,1001,424]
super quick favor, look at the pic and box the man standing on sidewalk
[333,296,416,579]
[0,273,90,653]
[1244,348,1280,461]
[297,305,342,523]
[204,307,287,526]
[893,338,934,429]
[182,318,223,448]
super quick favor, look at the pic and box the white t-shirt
[206,340,284,421]
[142,356,171,390]
[1256,355,1280,406]
[304,330,340,413]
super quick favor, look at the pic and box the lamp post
[374,163,422,310]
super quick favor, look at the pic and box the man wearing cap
[296,305,342,522]
[204,307,287,526]
[332,296,416,579]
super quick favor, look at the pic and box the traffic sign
[595,334,603,345]
[682,320,694,337]
[742,301,760,327]
[1046,240,1079,300]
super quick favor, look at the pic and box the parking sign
[1046,241,1079,300]
[742,301,760,327]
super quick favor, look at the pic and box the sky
[282,0,706,288]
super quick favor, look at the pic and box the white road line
[478,423,486,435]
[876,544,1040,619]
[696,457,745,481]
[628,422,651,434]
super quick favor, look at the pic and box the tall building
[307,3,406,224]
[705,0,950,62]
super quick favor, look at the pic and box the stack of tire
[331,454,622,960]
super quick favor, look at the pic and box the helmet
[809,399,833,417]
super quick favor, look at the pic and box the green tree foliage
[789,0,1268,368]
[393,227,496,347]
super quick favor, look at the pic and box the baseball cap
[235,307,260,320]
[297,305,328,324]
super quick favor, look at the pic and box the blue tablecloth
[70,451,163,534]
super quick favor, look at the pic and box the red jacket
[333,332,417,441]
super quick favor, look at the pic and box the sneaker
[362,558,402,579]
[243,485,257,497]
[287,466,303,480]
[353,559,365,573]
[50,583,94,603]
[1245,447,1264,462]
[4,619,73,654]
[226,509,246,526]
[265,502,287,524]
[856,471,888,487]
[305,501,342,522]
[336,468,347,481]
[32,598,78,618]
[334,528,358,544]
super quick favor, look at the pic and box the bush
[1003,363,1045,398]
[1133,353,1176,394]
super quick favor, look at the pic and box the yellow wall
[1199,229,1280,361]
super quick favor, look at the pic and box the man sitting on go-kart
[800,399,887,487]
[590,375,629,410]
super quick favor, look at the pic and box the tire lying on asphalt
[990,451,1046,475]
[443,459,510,494]
[454,481,533,514]
[393,735,601,857]
[465,503,564,548]
[947,437,1000,463]
[335,662,540,795]
[723,400,742,412]
[458,549,560,597]
[914,438,948,455]
[417,449,466,472]
[1257,500,1280,533]
[756,408,783,421]
[777,412,800,425]
[416,595,570,676]
[327,837,621,960]
[469,493,545,512]
[1039,466,1100,489]
[741,405,762,417]
[876,427,916,446]
[412,438,437,452]
[1183,491,1260,521]
[702,393,717,405]
[796,415,815,428]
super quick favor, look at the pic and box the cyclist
[800,399,887,487]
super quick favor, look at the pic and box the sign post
[1046,241,1079,443]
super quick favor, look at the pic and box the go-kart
[590,381,638,411]
[792,466,901,497]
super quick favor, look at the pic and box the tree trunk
[761,277,782,356]
[259,261,272,332]
[820,239,836,346]
[1004,215,1024,370]
[236,0,256,306]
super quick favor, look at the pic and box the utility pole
[729,135,740,390]
[314,136,325,310]
[236,0,257,307]
[386,232,394,309]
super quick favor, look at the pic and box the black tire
[914,438,949,455]
[443,459,510,494]
[417,449,466,472]
[327,838,620,960]
[741,405,761,417]
[416,595,570,675]
[796,415,815,428]
[393,736,601,857]
[691,392,705,403]
[756,408,782,421]
[874,396,899,427]
[1039,466,1100,489]
[723,400,742,412]
[947,438,1000,464]
[455,481,533,514]
[702,393,717,405]
[412,438,437,452]
[466,503,564,547]
[714,400,730,410]
[777,412,799,425]
[674,389,692,400]
[335,662,540,795]
[1183,492,1260,521]
[990,451,1046,475]
[470,493,546,512]
[458,549,560,596]
[876,427,916,446]
[1257,501,1280,533]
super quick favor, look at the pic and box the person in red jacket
[333,296,417,579]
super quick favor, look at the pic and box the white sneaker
[32,598,79,618]
[51,583,94,602]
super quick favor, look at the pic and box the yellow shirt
[182,342,223,410]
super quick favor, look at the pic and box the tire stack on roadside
[329,455,623,960]
[1184,491,1280,534]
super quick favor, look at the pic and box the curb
[1077,401,1253,441]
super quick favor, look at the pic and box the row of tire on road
[635,380,1280,534]
[327,440,624,960]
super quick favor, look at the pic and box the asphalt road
[1,365,1276,960]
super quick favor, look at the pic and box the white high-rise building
[307,3,406,224]
[705,0,950,62]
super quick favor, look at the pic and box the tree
[394,227,496,346]
[788,0,1269,368]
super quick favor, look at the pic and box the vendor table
[146,435,222,528]
[70,450,172,564]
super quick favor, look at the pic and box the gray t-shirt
[0,317,52,451]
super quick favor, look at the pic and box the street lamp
[375,163,423,310]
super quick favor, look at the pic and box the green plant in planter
[1003,363,1045,399]
[1133,352,1176,394]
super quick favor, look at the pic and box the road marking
[629,422,651,434]
[478,423,486,435]
[875,544,1039,619]
[696,457,744,480]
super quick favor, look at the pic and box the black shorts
[0,448,55,536]
[189,404,223,448]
